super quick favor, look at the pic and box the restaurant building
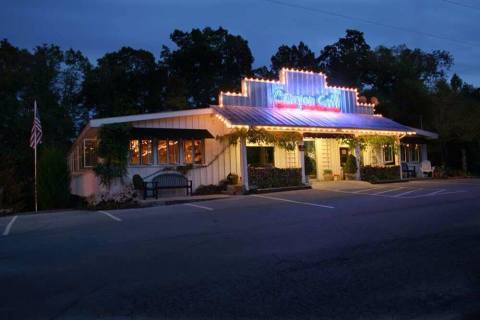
[69,68,437,197]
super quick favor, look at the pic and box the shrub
[344,155,358,174]
[94,123,131,186]
[248,167,302,188]
[38,147,71,209]
[323,169,333,175]
[132,174,144,190]
[194,184,224,195]
[361,166,400,182]
[227,173,239,185]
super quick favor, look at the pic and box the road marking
[372,187,406,195]
[97,210,122,222]
[252,194,334,209]
[3,215,18,236]
[422,189,447,197]
[351,188,378,194]
[393,188,423,198]
[435,190,466,196]
[183,203,214,211]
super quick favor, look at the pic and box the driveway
[1,179,480,319]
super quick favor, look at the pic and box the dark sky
[2,0,480,85]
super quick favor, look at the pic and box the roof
[406,126,439,140]
[130,128,214,139]
[88,108,213,127]
[212,105,414,133]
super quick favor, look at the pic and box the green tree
[161,27,254,107]
[257,41,318,77]
[83,47,164,117]
[38,147,71,209]
[318,29,373,89]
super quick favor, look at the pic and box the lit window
[183,139,193,163]
[383,144,394,164]
[129,140,140,165]
[83,139,97,167]
[168,140,179,163]
[141,139,153,165]
[193,139,202,164]
[158,140,167,164]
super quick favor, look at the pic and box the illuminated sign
[272,87,341,112]
[219,68,375,114]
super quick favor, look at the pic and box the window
[401,144,421,163]
[83,139,97,167]
[129,140,140,165]
[383,144,394,164]
[158,139,179,164]
[339,147,350,167]
[168,140,179,164]
[157,140,168,164]
[193,139,202,164]
[141,139,153,165]
[247,147,274,166]
[183,139,193,163]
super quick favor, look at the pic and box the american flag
[29,101,42,149]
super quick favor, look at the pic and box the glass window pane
[129,140,140,165]
[84,140,97,167]
[183,139,193,163]
[383,144,393,163]
[141,140,153,165]
[168,140,179,163]
[193,139,202,164]
[157,140,167,164]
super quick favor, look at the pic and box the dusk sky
[2,0,480,85]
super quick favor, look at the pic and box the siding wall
[71,113,241,197]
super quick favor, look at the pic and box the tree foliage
[38,147,71,209]
[94,124,132,186]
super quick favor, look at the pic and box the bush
[227,173,239,185]
[194,184,224,195]
[38,147,71,209]
[344,155,357,174]
[132,174,144,190]
[323,169,333,175]
[361,166,400,182]
[248,167,302,188]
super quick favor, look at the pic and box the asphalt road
[1,179,480,320]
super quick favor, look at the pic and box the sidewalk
[138,194,233,206]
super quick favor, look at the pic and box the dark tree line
[1,27,479,211]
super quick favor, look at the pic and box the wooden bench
[143,173,192,199]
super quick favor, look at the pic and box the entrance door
[304,141,317,178]
[339,147,350,167]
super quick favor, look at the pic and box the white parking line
[421,189,447,197]
[372,187,406,195]
[252,194,334,209]
[393,188,423,198]
[352,188,378,194]
[3,215,18,236]
[183,203,214,211]
[97,210,122,222]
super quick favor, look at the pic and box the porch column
[397,136,403,180]
[298,135,306,184]
[239,136,249,192]
[421,144,428,161]
[354,142,361,180]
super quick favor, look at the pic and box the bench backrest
[152,173,188,187]
[401,162,410,171]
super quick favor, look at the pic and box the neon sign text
[272,88,341,112]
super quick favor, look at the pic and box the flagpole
[34,101,38,213]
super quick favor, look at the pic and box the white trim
[89,108,213,127]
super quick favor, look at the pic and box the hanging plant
[94,123,132,186]
[338,135,397,151]
[218,127,303,151]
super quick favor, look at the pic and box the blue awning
[212,105,414,133]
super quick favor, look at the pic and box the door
[340,147,350,167]
[304,141,317,178]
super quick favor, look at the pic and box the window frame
[383,144,394,164]
[83,139,97,168]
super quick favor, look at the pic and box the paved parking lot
[1,179,480,319]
